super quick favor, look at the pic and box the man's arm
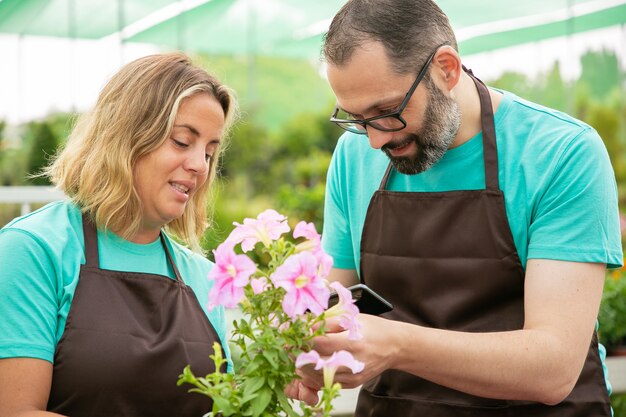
[308,259,605,405]
[0,358,64,416]
[327,267,359,288]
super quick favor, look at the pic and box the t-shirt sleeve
[0,228,59,362]
[527,127,623,269]
[178,250,235,373]
[322,139,357,270]
[205,303,233,373]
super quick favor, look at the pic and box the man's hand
[284,379,320,406]
[296,315,399,390]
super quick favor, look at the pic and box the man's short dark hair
[323,0,457,75]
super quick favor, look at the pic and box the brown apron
[355,71,612,416]
[47,215,225,417]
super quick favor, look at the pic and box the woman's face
[133,93,225,242]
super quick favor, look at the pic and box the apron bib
[355,71,611,416]
[47,215,224,416]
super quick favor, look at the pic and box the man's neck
[451,71,502,149]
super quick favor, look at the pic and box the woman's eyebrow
[174,124,221,144]
[173,124,200,136]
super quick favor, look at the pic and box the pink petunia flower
[227,209,290,252]
[293,221,333,278]
[270,251,330,318]
[293,221,321,252]
[250,277,269,294]
[325,282,362,340]
[295,349,364,389]
[207,241,257,310]
[295,350,323,369]
[315,250,333,278]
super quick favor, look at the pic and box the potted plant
[598,269,626,356]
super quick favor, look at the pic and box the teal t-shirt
[0,200,231,369]
[322,91,623,271]
[321,90,623,396]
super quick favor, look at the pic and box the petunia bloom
[315,250,333,278]
[250,277,268,294]
[227,209,290,252]
[293,221,333,278]
[295,350,364,389]
[207,241,257,309]
[325,282,362,340]
[270,251,330,318]
[293,221,321,253]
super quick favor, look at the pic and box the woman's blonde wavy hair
[45,52,238,252]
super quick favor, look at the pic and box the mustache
[381,135,415,151]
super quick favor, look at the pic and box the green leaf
[244,357,262,374]
[262,349,278,369]
[213,396,237,416]
[275,389,300,417]
[241,376,266,402]
[177,365,195,386]
[250,388,273,417]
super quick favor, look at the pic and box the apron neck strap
[159,233,183,282]
[82,213,99,267]
[465,66,500,191]
[378,162,395,191]
[81,212,183,282]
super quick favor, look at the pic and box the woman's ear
[431,46,461,92]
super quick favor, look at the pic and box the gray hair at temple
[323,0,458,75]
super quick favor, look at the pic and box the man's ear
[431,45,461,92]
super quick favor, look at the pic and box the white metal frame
[0,186,67,216]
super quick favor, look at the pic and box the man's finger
[285,381,320,406]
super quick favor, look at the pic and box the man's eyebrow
[338,96,403,116]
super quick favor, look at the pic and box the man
[287,0,623,416]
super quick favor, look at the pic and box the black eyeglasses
[330,42,449,135]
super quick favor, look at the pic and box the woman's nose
[185,148,209,174]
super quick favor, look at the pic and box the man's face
[381,76,461,175]
[327,42,461,175]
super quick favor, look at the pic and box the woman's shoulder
[165,235,214,272]
[162,236,216,292]
[1,201,83,248]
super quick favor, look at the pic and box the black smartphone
[328,283,393,316]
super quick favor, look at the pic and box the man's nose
[367,127,393,150]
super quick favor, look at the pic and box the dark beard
[382,78,461,175]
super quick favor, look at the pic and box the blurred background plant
[600,269,626,417]
[3,49,624,237]
[599,267,626,351]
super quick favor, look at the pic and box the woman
[0,52,237,416]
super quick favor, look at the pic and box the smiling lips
[384,136,414,157]
[170,181,192,196]
[387,141,413,157]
